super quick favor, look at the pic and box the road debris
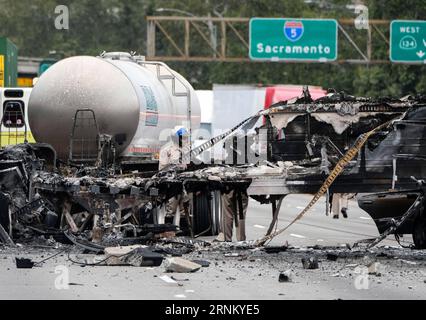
[104,245,146,266]
[224,252,241,257]
[302,256,319,269]
[120,248,164,267]
[279,270,292,282]
[159,275,178,285]
[368,262,383,276]
[191,259,210,267]
[326,253,338,261]
[171,276,190,282]
[399,259,417,266]
[15,258,35,269]
[263,245,289,254]
[164,257,202,273]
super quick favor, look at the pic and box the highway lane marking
[359,217,372,220]
[174,294,187,298]
[290,233,306,239]
[253,224,266,229]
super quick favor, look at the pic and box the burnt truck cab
[248,90,426,248]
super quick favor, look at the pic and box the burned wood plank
[0,223,14,246]
[62,201,78,233]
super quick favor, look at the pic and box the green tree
[0,0,424,96]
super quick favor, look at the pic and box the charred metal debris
[1,90,426,251]
[0,143,251,249]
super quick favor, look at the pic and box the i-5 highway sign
[249,18,338,62]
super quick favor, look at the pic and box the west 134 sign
[250,18,338,62]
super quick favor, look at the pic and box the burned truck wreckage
[1,88,426,252]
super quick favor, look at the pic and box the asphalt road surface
[244,194,412,247]
[0,195,425,300]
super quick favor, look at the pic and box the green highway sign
[390,20,426,63]
[249,18,338,62]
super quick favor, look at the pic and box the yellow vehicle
[0,87,35,147]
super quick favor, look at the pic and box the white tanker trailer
[28,52,201,166]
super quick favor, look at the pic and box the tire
[0,194,10,234]
[413,217,426,249]
[192,193,213,236]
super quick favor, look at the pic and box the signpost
[249,18,338,62]
[390,20,426,64]
[0,56,4,87]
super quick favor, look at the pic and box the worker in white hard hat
[159,126,189,171]
[158,126,191,229]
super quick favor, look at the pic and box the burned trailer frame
[247,92,426,248]
[30,176,176,243]
[23,165,251,245]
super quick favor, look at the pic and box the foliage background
[0,0,425,96]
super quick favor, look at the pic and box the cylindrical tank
[28,52,201,161]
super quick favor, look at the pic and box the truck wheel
[0,194,10,234]
[413,217,426,249]
[192,193,212,236]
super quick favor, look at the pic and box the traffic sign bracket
[145,16,403,65]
